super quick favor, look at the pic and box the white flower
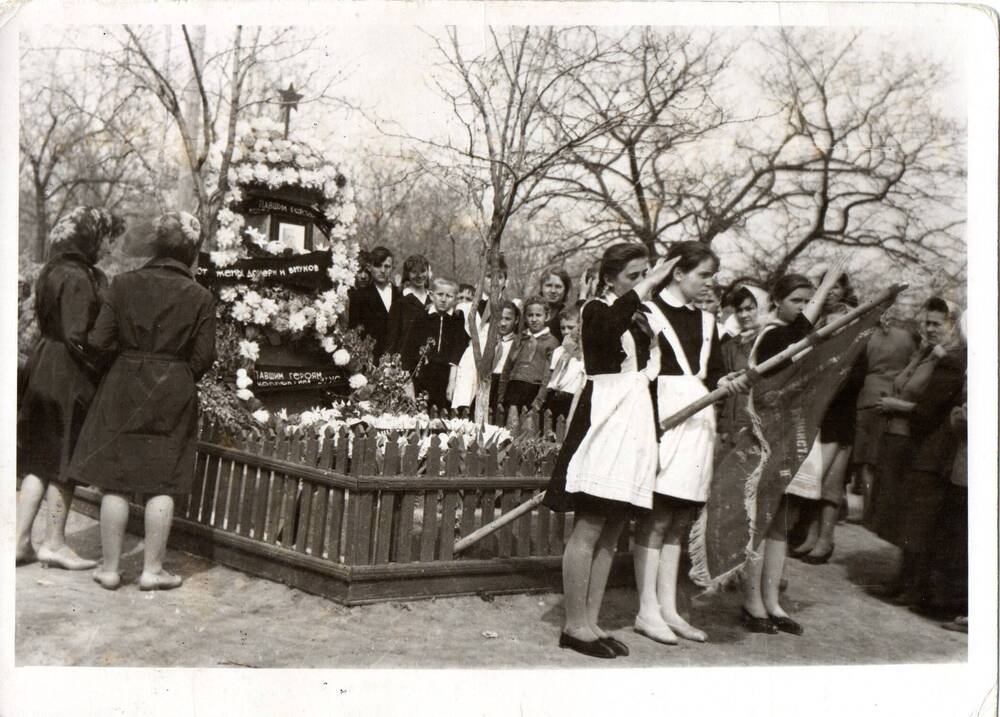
[252,307,271,325]
[253,163,270,182]
[236,372,253,389]
[237,164,255,183]
[243,290,262,307]
[215,227,237,249]
[210,250,239,268]
[230,145,244,163]
[238,340,260,361]
[339,203,357,225]
[322,336,338,353]
[289,311,310,332]
[314,314,328,334]
[231,302,252,322]
[219,287,238,303]
[252,409,270,423]
[267,150,282,163]
[265,240,285,255]
[250,150,266,164]
[236,388,254,401]
[348,374,368,390]
[281,149,294,163]
[333,348,350,366]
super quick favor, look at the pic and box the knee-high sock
[634,544,667,622]
[657,543,683,619]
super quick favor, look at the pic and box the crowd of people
[16,214,968,656]
[345,242,968,658]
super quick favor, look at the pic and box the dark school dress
[399,309,469,410]
[68,258,217,496]
[17,253,107,484]
[546,305,564,343]
[543,290,654,515]
[385,291,430,357]
[348,282,401,361]
[818,353,866,445]
[754,313,813,369]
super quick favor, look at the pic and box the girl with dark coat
[68,212,216,591]
[16,206,125,569]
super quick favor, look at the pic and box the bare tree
[417,26,639,423]
[85,25,351,235]
[538,28,964,291]
[19,43,162,260]
[723,29,966,286]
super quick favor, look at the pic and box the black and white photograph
[2,1,997,715]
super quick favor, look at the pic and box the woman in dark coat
[69,212,216,591]
[16,206,124,569]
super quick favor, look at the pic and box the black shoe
[559,632,617,658]
[740,607,778,634]
[802,546,834,565]
[908,603,955,620]
[599,636,629,656]
[769,614,804,636]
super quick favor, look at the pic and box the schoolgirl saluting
[544,243,680,659]
[636,241,747,645]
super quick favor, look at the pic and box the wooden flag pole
[655,283,908,432]
[452,283,907,555]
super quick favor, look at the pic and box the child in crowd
[456,283,476,306]
[399,277,469,410]
[450,301,520,418]
[543,305,585,420]
[499,296,560,413]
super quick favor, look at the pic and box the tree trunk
[34,188,48,262]
[178,25,206,214]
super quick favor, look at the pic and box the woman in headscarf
[16,207,125,569]
[68,212,216,591]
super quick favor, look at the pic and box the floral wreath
[206,117,366,412]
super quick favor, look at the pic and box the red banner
[690,307,884,588]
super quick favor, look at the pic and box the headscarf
[46,206,125,265]
[120,211,202,264]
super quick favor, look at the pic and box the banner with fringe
[689,306,884,589]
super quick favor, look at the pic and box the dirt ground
[16,508,966,668]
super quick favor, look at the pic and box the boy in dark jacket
[400,277,469,410]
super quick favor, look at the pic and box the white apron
[646,302,717,502]
[749,322,822,500]
[565,311,660,509]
